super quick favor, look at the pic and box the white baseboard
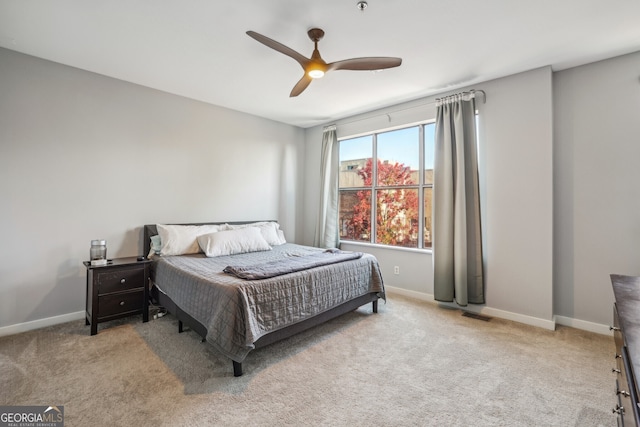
[385,286,558,331]
[385,286,433,303]
[0,311,85,338]
[554,315,612,336]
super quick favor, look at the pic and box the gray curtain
[313,125,339,249]
[432,93,484,306]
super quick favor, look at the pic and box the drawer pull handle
[618,389,630,398]
[612,404,624,414]
[615,353,622,359]
[120,278,126,284]
[612,368,621,374]
[119,301,125,306]
[610,326,620,331]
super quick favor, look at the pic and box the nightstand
[84,257,150,335]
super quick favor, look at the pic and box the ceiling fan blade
[246,31,309,69]
[290,75,313,97]
[327,57,402,72]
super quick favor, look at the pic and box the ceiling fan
[246,28,402,97]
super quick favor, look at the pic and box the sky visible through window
[340,124,435,171]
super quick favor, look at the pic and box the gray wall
[303,67,555,329]
[554,51,640,327]
[0,48,304,332]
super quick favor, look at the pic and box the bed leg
[372,300,378,313]
[178,320,183,333]
[233,361,243,377]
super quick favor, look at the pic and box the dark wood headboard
[143,220,276,257]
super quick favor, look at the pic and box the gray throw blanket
[223,249,363,280]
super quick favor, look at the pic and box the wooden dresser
[611,274,640,426]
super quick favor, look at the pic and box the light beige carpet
[0,294,614,426]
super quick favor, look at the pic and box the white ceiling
[1,1,640,128]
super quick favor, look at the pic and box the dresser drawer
[98,290,144,320]
[621,347,640,426]
[97,266,145,294]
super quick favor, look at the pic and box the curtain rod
[334,89,486,128]
[436,89,486,106]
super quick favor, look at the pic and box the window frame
[338,120,435,250]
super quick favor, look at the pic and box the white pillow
[197,227,272,257]
[226,222,285,246]
[276,229,286,245]
[156,224,223,256]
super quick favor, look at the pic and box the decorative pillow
[197,227,272,257]
[156,224,223,256]
[226,221,285,246]
[147,235,163,257]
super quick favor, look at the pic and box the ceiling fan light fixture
[308,69,325,79]
[307,56,327,79]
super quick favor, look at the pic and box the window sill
[339,240,433,255]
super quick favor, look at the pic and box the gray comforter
[151,243,385,362]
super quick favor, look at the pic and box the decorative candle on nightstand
[90,240,107,266]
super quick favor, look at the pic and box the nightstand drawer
[97,266,145,294]
[98,290,144,319]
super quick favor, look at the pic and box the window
[339,123,435,249]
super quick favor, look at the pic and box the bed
[143,221,385,376]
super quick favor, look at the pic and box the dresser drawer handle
[612,404,624,414]
[615,353,622,359]
[610,326,620,331]
[120,278,126,284]
[618,389,630,398]
[119,301,125,306]
[612,368,621,374]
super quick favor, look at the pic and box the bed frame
[143,221,380,377]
